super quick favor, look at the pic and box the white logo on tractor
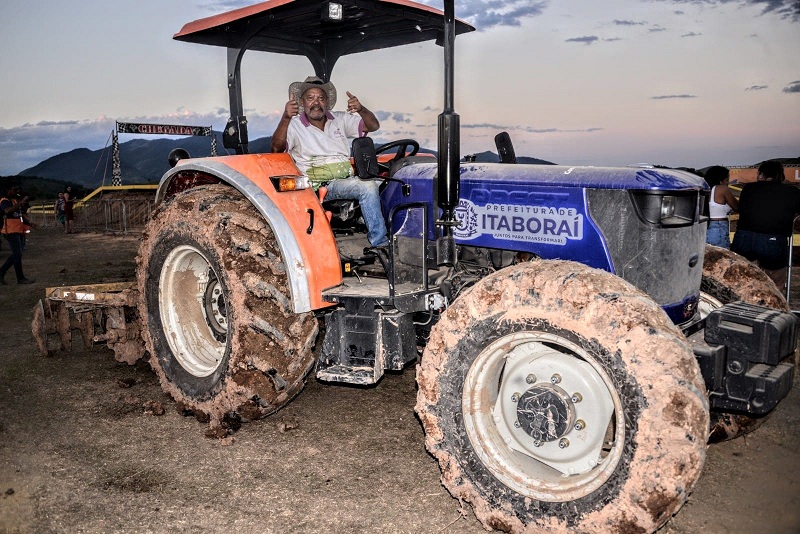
[454,199,584,244]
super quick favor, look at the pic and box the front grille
[586,189,705,306]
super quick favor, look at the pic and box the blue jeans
[731,229,788,270]
[0,233,25,281]
[706,220,730,248]
[326,177,388,247]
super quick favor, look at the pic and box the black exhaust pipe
[436,0,459,266]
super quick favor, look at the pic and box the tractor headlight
[630,190,699,228]
[660,195,676,219]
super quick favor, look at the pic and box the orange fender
[156,153,341,312]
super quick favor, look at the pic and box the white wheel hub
[159,245,227,377]
[493,342,614,475]
[463,331,623,501]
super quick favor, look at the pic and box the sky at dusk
[0,0,798,179]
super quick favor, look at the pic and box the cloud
[783,80,800,93]
[681,31,702,37]
[649,25,668,32]
[0,110,244,176]
[415,0,549,30]
[651,94,698,99]
[648,0,800,22]
[566,35,599,44]
[613,19,647,25]
[463,122,509,130]
[745,84,769,91]
[462,123,603,134]
[0,119,112,175]
[411,0,559,32]
[200,1,251,11]
[375,111,413,123]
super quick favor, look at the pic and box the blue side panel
[453,183,613,270]
[381,161,707,326]
[383,161,706,272]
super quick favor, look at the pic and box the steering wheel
[375,139,420,174]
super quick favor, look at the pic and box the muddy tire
[701,245,788,313]
[701,244,791,442]
[416,260,708,533]
[137,184,318,427]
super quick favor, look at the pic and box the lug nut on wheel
[525,373,536,384]
[574,419,586,431]
[511,393,520,403]
[559,438,569,449]
[571,392,583,403]
[550,374,562,384]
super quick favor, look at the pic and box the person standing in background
[705,165,738,249]
[63,186,75,234]
[0,184,35,285]
[732,160,800,291]
[55,192,66,230]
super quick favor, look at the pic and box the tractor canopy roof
[175,0,474,80]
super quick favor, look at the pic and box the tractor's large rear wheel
[701,244,791,442]
[416,260,708,533]
[137,185,318,429]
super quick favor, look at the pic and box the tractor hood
[394,162,710,191]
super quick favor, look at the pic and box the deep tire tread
[416,260,709,533]
[137,184,318,425]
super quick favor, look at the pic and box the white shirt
[286,111,365,185]
[709,186,733,219]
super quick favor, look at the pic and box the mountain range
[16,134,554,189]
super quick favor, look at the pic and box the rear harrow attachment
[31,282,146,364]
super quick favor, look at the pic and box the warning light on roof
[322,2,343,22]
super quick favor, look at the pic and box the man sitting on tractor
[271,76,388,247]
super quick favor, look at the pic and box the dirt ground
[1,227,799,533]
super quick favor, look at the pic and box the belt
[710,218,729,221]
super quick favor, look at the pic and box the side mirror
[223,116,249,153]
[495,131,517,164]
[352,137,380,178]
[168,148,191,168]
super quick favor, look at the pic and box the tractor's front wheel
[137,185,318,429]
[416,261,708,533]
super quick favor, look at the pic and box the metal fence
[27,198,154,234]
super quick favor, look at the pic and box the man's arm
[357,106,379,133]
[271,98,300,152]
[346,91,379,133]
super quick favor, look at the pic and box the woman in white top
[705,165,738,248]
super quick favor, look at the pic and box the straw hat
[289,76,337,110]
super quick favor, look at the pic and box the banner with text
[116,122,212,137]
